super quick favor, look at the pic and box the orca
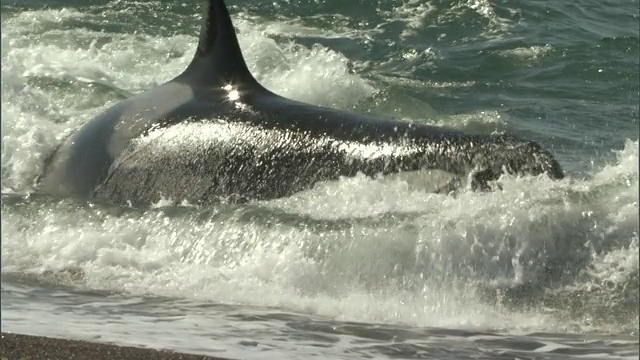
[40,0,564,206]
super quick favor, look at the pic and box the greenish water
[1,0,638,359]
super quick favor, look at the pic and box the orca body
[40,0,564,206]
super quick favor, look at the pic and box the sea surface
[1,0,639,359]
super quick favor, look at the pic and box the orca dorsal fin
[177,0,260,87]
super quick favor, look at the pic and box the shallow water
[2,0,638,359]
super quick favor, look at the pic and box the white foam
[3,140,637,333]
[496,45,554,61]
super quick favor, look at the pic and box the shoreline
[0,332,231,360]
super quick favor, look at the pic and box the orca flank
[40,0,564,206]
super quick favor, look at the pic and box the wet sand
[0,332,231,360]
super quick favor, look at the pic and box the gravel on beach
[0,332,231,360]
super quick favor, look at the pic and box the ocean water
[1,0,638,359]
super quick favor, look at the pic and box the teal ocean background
[2,0,638,359]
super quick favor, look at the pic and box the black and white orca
[40,0,564,205]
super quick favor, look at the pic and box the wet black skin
[40,0,564,206]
